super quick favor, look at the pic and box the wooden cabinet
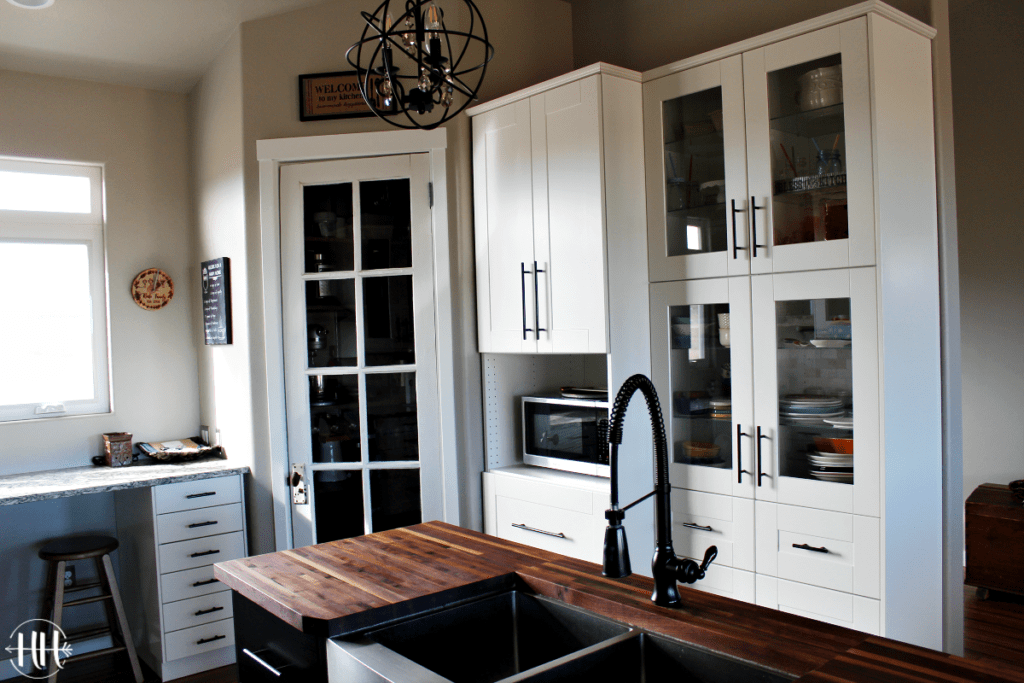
[470,64,644,354]
[483,466,609,564]
[965,484,1024,596]
[115,473,247,681]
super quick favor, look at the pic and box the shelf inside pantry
[769,103,844,139]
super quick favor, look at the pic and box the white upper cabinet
[646,20,877,281]
[471,66,644,354]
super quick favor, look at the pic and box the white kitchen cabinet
[115,474,247,681]
[470,64,644,354]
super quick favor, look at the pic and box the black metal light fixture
[346,0,494,130]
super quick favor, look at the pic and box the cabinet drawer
[755,502,879,598]
[687,565,755,604]
[157,503,244,544]
[163,590,233,633]
[159,531,245,574]
[671,489,754,572]
[493,474,598,514]
[160,565,225,603]
[495,496,601,562]
[155,476,241,514]
[164,617,235,662]
[757,576,880,635]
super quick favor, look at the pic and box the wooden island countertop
[215,521,1022,683]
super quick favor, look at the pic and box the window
[0,158,110,422]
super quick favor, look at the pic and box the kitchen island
[215,521,1022,683]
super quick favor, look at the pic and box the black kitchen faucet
[601,374,718,607]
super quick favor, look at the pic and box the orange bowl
[682,441,721,460]
[814,436,853,455]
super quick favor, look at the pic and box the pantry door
[280,154,442,548]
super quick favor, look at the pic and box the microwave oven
[521,395,610,477]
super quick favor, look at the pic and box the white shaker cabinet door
[473,98,538,353]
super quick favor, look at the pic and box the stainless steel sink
[327,589,795,683]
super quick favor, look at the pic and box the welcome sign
[299,71,394,121]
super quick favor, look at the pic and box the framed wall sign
[299,71,395,122]
[201,257,232,345]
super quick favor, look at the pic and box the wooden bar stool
[39,535,143,682]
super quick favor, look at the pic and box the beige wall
[950,0,1024,500]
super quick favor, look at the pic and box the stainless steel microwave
[522,395,610,477]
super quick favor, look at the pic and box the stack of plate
[709,398,732,421]
[779,395,845,423]
[822,415,853,430]
[808,451,853,483]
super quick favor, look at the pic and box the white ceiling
[0,0,329,93]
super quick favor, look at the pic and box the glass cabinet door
[751,269,879,516]
[744,20,875,274]
[651,277,754,498]
[645,56,749,282]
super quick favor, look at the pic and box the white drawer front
[164,617,235,662]
[493,474,597,514]
[671,489,754,572]
[755,502,879,598]
[495,496,600,562]
[157,503,244,545]
[159,531,245,575]
[758,576,880,635]
[686,565,755,604]
[163,590,233,633]
[160,565,225,603]
[155,476,242,514]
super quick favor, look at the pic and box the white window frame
[0,157,110,422]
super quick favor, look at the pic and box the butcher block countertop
[214,521,1023,683]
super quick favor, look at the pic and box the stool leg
[99,553,143,683]
[40,560,57,623]
[48,560,66,680]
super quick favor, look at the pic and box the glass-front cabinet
[646,20,875,281]
[651,268,879,517]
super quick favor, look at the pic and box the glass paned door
[281,154,440,547]
[651,277,754,498]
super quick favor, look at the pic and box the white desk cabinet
[115,473,247,681]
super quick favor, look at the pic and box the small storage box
[965,483,1024,596]
[103,432,133,467]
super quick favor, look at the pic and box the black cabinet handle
[681,522,714,532]
[511,523,565,538]
[521,262,531,340]
[189,549,220,558]
[196,634,226,645]
[188,521,219,529]
[186,491,216,499]
[737,424,752,484]
[793,543,829,554]
[756,426,770,486]
[533,261,546,340]
[195,606,225,616]
[731,199,747,259]
[750,196,766,257]
[192,578,218,587]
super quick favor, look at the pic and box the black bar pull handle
[750,196,767,257]
[192,578,219,587]
[195,606,225,616]
[681,522,714,532]
[756,426,770,486]
[189,549,221,558]
[196,635,226,645]
[521,263,531,341]
[188,521,219,529]
[533,261,546,340]
[731,199,747,259]
[793,543,830,554]
[737,424,752,484]
[186,491,216,499]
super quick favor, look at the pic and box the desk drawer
[157,503,244,544]
[163,590,233,633]
[159,532,245,574]
[155,476,241,514]
[495,496,600,562]
[160,565,225,603]
[165,617,235,662]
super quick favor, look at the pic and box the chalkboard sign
[201,257,232,345]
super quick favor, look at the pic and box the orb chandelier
[346,0,494,130]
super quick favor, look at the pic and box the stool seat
[40,535,119,561]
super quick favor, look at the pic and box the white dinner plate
[810,339,852,348]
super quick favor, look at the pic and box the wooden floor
[55,586,1024,682]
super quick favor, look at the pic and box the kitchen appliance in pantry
[522,392,610,477]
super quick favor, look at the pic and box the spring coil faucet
[602,374,718,607]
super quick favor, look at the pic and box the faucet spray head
[602,508,631,578]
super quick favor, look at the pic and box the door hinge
[428,182,433,207]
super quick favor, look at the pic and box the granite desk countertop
[0,457,249,506]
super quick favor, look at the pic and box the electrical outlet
[64,566,74,588]
[214,429,221,446]
[200,425,210,445]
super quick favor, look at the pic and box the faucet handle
[675,545,718,585]
[700,545,718,573]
